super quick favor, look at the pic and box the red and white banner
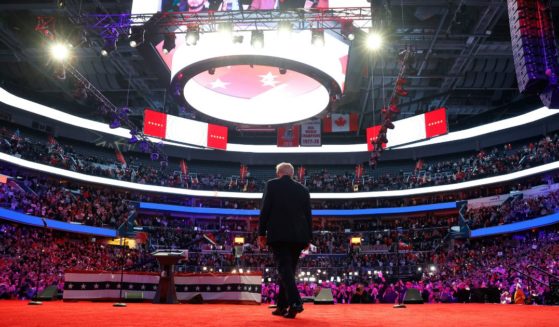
[323,113,359,133]
[277,125,300,147]
[143,109,228,150]
[366,108,448,150]
[300,120,321,147]
[424,108,448,138]
[180,159,188,175]
[63,271,262,304]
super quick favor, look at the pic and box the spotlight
[162,33,176,54]
[311,29,324,47]
[232,35,244,44]
[208,68,215,75]
[218,23,233,40]
[129,26,145,48]
[278,21,292,39]
[279,67,287,75]
[341,20,355,41]
[185,25,200,46]
[57,0,65,8]
[366,30,383,50]
[50,42,70,61]
[101,38,116,56]
[251,30,264,48]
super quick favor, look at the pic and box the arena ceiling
[0,0,559,144]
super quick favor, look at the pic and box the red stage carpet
[0,301,557,327]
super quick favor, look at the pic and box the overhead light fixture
[311,29,325,47]
[251,30,264,48]
[278,21,293,39]
[218,23,233,41]
[185,25,200,46]
[162,33,176,54]
[101,38,117,56]
[50,42,70,61]
[129,26,145,48]
[341,20,355,41]
[366,30,383,50]
[232,35,244,44]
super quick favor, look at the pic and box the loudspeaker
[124,292,144,302]
[37,285,57,301]
[314,288,334,305]
[186,294,204,304]
[301,296,314,303]
[403,288,423,304]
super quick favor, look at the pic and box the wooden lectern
[151,250,187,304]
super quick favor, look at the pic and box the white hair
[276,162,294,177]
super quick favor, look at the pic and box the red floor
[0,301,557,327]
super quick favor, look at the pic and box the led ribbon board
[0,87,557,153]
[1,152,559,199]
[470,212,559,238]
[0,207,117,237]
[139,201,458,216]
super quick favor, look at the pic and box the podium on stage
[151,250,187,304]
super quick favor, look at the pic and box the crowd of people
[1,127,558,193]
[1,126,559,304]
[1,221,558,305]
[466,188,559,229]
[0,223,145,300]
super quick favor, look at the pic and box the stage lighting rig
[185,25,200,46]
[50,42,70,61]
[162,33,176,54]
[277,21,293,39]
[251,30,264,48]
[341,20,355,41]
[366,30,383,50]
[311,29,325,46]
[129,26,145,48]
[101,38,117,56]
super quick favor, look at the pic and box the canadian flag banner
[323,113,359,133]
[277,125,300,147]
[143,109,228,150]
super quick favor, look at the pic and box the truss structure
[86,7,373,36]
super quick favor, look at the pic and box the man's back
[259,175,312,244]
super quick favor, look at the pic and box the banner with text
[300,120,322,147]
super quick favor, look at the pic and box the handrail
[509,266,549,287]
[527,265,559,281]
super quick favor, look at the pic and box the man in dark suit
[258,162,312,319]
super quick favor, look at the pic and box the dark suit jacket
[258,175,312,245]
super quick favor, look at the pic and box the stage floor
[0,301,557,327]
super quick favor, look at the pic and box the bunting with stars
[63,271,261,303]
